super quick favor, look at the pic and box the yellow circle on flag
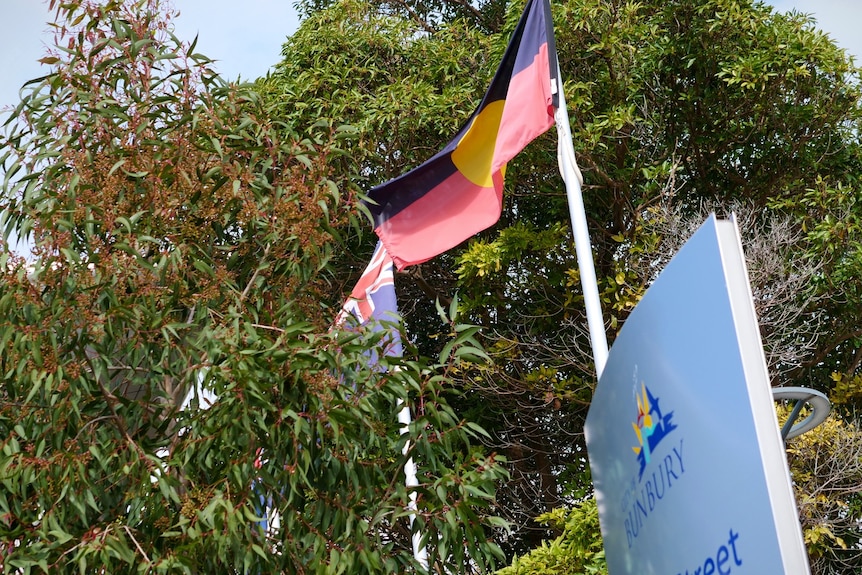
[451,99,505,188]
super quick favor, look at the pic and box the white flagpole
[397,399,429,569]
[552,71,610,378]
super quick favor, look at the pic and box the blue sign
[585,215,810,575]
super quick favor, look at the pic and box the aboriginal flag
[366,0,558,270]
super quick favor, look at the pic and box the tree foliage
[497,498,606,575]
[263,0,862,570]
[295,0,509,35]
[5,0,862,571]
[0,1,507,572]
[784,408,862,574]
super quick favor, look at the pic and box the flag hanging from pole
[336,240,403,360]
[366,0,558,270]
[336,242,427,566]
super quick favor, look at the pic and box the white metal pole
[397,399,429,570]
[553,73,610,378]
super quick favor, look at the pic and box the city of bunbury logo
[631,383,678,481]
[622,382,684,549]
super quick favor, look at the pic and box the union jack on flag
[337,240,402,357]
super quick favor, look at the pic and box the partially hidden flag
[337,246,427,566]
[366,0,558,270]
[336,240,403,359]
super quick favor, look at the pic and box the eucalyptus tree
[0,1,508,572]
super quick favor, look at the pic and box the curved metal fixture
[772,387,831,441]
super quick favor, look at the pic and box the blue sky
[0,0,299,112]
[0,1,860,112]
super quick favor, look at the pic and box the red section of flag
[495,43,553,163]
[374,166,505,270]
